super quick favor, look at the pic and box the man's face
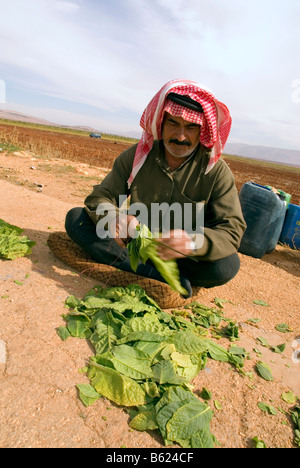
[162,112,201,159]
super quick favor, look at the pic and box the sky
[0,0,299,151]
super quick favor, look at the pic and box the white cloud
[0,0,299,149]
[54,1,80,13]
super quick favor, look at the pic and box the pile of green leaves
[127,224,187,296]
[290,404,300,447]
[0,218,35,260]
[57,284,249,448]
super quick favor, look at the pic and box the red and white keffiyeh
[127,79,232,187]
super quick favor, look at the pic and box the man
[65,79,246,297]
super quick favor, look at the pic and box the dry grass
[0,126,62,159]
[0,123,132,167]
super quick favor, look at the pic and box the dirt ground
[0,130,299,449]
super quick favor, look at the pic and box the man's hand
[155,229,194,260]
[112,215,140,248]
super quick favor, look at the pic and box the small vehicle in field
[89,132,102,138]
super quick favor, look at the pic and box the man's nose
[174,127,187,141]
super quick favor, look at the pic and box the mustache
[168,139,192,147]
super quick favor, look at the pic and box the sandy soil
[0,134,299,449]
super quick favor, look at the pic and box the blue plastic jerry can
[238,182,287,258]
[279,203,300,250]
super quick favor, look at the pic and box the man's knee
[65,207,85,233]
[210,253,240,286]
[181,252,240,288]
[217,253,240,285]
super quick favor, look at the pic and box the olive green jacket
[84,141,246,261]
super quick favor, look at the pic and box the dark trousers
[65,207,240,294]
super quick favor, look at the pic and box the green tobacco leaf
[146,243,187,296]
[166,400,213,442]
[155,386,199,442]
[0,233,35,260]
[156,400,186,441]
[141,381,160,398]
[253,300,270,306]
[152,360,187,385]
[67,316,91,338]
[271,343,286,354]
[155,386,198,415]
[256,361,274,381]
[205,339,229,362]
[65,295,82,309]
[228,346,247,355]
[88,362,147,406]
[275,323,293,333]
[213,297,230,308]
[56,326,71,341]
[129,409,158,431]
[134,340,165,360]
[86,285,125,301]
[214,400,222,410]
[289,406,300,447]
[76,383,101,407]
[247,318,261,324]
[90,311,122,354]
[256,336,269,347]
[223,321,239,341]
[257,402,277,415]
[200,388,212,401]
[281,390,296,405]
[188,303,223,328]
[0,218,23,236]
[252,436,267,448]
[125,284,161,310]
[121,313,171,338]
[228,346,247,367]
[0,219,36,260]
[110,294,158,314]
[171,331,208,355]
[112,344,153,380]
[171,351,192,368]
[118,330,165,345]
[157,343,176,361]
[82,296,113,310]
[155,386,215,447]
[190,427,215,448]
[175,353,207,381]
[128,225,187,295]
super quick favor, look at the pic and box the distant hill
[225,142,300,167]
[0,109,97,133]
[0,109,56,126]
[0,108,299,166]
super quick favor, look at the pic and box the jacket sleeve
[84,145,136,224]
[192,161,246,261]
